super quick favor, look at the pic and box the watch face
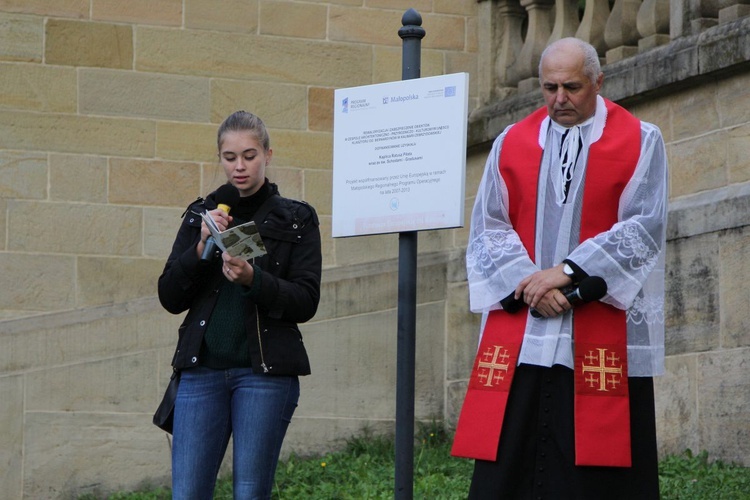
[563,264,574,277]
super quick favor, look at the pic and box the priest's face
[540,46,603,127]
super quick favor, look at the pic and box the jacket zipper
[255,304,269,373]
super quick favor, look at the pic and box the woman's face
[219,130,272,197]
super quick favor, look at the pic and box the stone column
[637,0,670,52]
[604,0,643,63]
[575,0,611,57]
[496,0,527,90]
[719,0,750,23]
[548,0,581,44]
[516,0,555,92]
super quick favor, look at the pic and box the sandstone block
[329,6,404,46]
[0,111,155,157]
[696,349,750,466]
[414,302,446,417]
[156,121,216,163]
[372,46,403,84]
[669,131,727,197]
[260,0,327,39]
[211,79,307,130]
[273,129,332,169]
[304,0,359,5]
[0,375,23,500]
[318,214,335,269]
[445,52,478,95]
[366,0,432,13]
[308,87,334,132]
[667,184,750,241]
[445,281,480,380]
[717,71,750,128]
[136,306,183,350]
[435,0,480,16]
[303,168,332,217]
[418,227,454,254]
[23,412,172,498]
[201,163,227,194]
[466,14,478,53]
[670,86,721,141]
[26,353,158,412]
[654,355,699,458]
[629,98,672,143]
[665,234,721,355]
[0,199,6,251]
[7,200,142,256]
[267,166,303,202]
[0,62,76,113]
[137,27,372,87]
[422,13,466,50]
[185,0,259,32]
[299,302,444,418]
[77,256,164,306]
[417,262,448,303]
[92,0,181,26]
[445,379,469,427]
[327,267,398,319]
[0,150,47,199]
[334,232,398,266]
[0,298,170,372]
[446,249,467,283]
[0,0,88,18]
[299,313,398,418]
[144,207,186,259]
[45,19,133,69]
[727,123,750,184]
[719,226,750,348]
[109,158,201,207]
[0,12,43,62]
[49,154,107,203]
[282,415,393,459]
[0,252,75,311]
[80,69,210,122]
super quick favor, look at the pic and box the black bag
[153,369,180,434]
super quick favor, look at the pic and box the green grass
[80,425,750,500]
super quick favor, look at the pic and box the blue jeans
[171,367,299,500]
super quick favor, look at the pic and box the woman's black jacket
[157,183,322,375]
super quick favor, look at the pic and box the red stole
[452,99,641,467]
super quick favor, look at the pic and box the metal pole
[395,9,424,500]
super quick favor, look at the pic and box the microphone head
[577,276,607,302]
[214,183,241,210]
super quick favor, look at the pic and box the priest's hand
[530,288,573,318]
[515,264,574,310]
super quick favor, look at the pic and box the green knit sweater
[199,181,271,369]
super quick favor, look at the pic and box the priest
[452,37,668,499]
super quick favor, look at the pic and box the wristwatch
[563,263,576,281]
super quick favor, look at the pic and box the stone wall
[0,0,748,498]
[0,1,478,497]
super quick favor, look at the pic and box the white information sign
[332,73,469,237]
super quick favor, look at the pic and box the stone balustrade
[481,0,750,98]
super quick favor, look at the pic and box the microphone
[530,276,607,318]
[200,184,241,262]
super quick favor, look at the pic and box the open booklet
[200,212,267,261]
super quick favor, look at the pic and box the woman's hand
[222,253,254,286]
[195,208,232,258]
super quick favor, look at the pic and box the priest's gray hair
[538,37,602,85]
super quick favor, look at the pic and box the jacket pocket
[260,324,311,376]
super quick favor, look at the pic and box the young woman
[158,111,322,499]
